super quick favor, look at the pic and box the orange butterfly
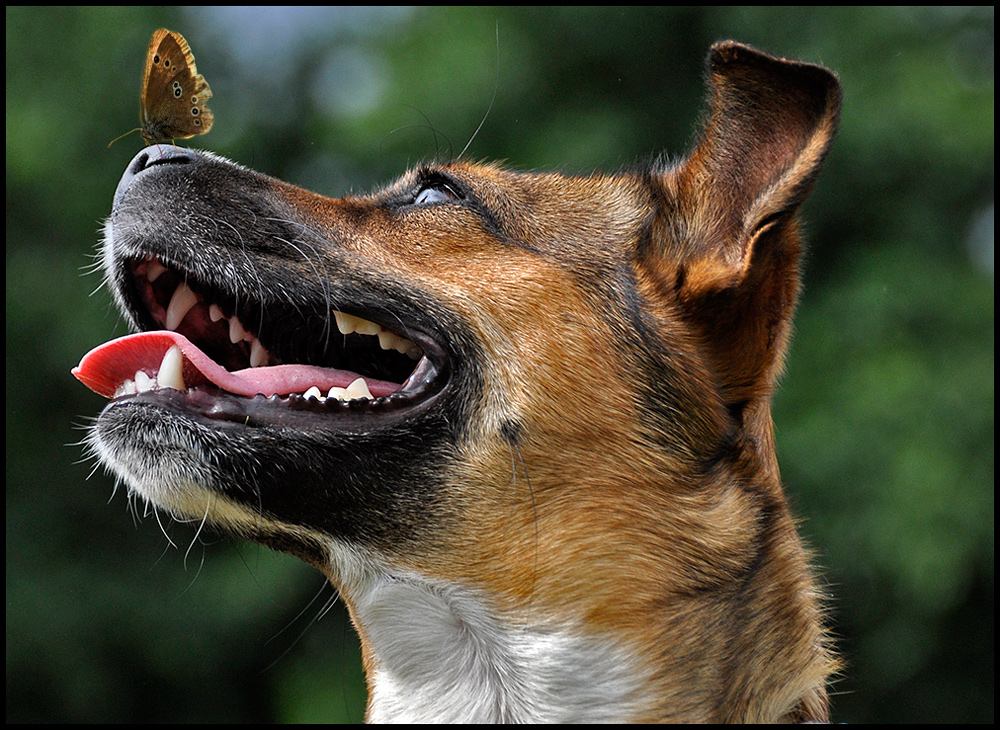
[110,29,214,147]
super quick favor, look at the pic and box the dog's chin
[87,368,457,558]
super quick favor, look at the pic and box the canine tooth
[229,316,247,344]
[249,338,269,368]
[344,377,373,400]
[166,282,199,330]
[147,259,167,282]
[209,304,225,322]
[157,345,186,391]
[303,386,323,400]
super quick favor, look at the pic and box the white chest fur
[350,575,644,723]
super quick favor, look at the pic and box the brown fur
[85,41,841,722]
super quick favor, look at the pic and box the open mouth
[74,255,448,420]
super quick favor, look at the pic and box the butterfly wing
[140,29,214,144]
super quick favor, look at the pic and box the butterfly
[110,28,214,147]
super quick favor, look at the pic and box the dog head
[77,42,840,722]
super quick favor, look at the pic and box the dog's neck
[330,551,646,723]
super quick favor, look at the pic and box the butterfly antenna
[107,127,141,149]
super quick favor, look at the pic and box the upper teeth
[136,261,421,401]
[165,281,199,330]
[334,311,422,358]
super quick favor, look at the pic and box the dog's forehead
[381,160,637,199]
[374,161,651,251]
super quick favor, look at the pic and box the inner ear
[641,42,841,411]
[678,42,841,284]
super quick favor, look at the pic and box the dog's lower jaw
[338,565,647,723]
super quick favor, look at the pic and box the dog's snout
[113,145,200,210]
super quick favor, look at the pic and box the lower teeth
[304,377,373,402]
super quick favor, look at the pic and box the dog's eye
[413,181,460,206]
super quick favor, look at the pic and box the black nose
[113,146,200,210]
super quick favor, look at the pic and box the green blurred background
[6,6,993,723]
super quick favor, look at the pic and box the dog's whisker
[261,581,341,675]
[261,216,337,348]
[458,21,501,161]
[183,496,213,571]
[151,506,179,550]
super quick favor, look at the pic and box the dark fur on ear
[642,42,841,448]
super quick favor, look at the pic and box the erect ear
[643,41,841,410]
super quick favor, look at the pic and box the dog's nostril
[143,145,197,168]
[113,146,199,210]
[129,150,151,173]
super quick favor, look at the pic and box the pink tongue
[72,331,399,400]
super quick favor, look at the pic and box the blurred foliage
[6,6,993,724]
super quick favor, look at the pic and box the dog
[74,41,842,722]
